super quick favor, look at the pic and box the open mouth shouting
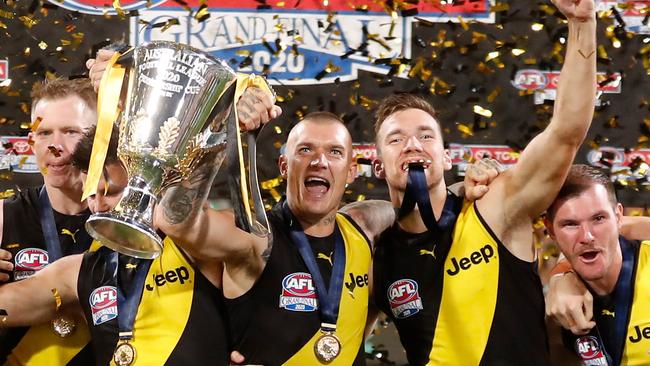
[304,176,331,197]
[577,249,601,264]
[401,158,432,172]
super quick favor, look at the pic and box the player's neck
[300,213,337,238]
[45,184,87,215]
[394,183,447,234]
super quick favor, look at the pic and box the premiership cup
[86,41,267,259]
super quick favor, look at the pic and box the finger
[230,351,245,364]
[86,58,96,71]
[96,49,117,62]
[583,292,594,323]
[0,272,9,282]
[477,159,499,181]
[271,105,282,119]
[0,249,11,261]
[0,259,13,272]
[568,304,591,335]
[467,185,489,200]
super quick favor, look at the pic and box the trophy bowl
[86,41,236,259]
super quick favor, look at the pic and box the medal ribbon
[38,186,63,262]
[283,203,346,331]
[398,164,460,234]
[107,251,152,340]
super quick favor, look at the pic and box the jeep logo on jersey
[47,0,168,15]
[89,286,118,325]
[14,248,49,271]
[279,272,318,312]
[575,336,608,365]
[387,279,423,319]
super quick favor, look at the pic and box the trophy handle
[224,103,271,237]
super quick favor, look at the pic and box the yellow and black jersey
[571,239,650,366]
[374,197,550,366]
[1,186,94,366]
[77,238,229,366]
[225,204,372,365]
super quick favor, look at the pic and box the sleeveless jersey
[0,187,93,366]
[225,204,372,365]
[77,237,229,365]
[571,239,650,366]
[374,198,550,366]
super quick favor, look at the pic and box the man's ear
[544,217,556,240]
[373,159,385,179]
[443,149,452,171]
[347,161,358,184]
[278,155,288,178]
[615,203,624,229]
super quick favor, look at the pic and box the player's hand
[236,86,282,132]
[463,158,502,201]
[86,49,117,93]
[546,271,595,335]
[551,0,595,22]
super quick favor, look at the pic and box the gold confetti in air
[531,23,544,31]
[30,117,42,132]
[473,105,493,118]
[51,288,62,312]
[38,41,48,50]
[112,0,126,17]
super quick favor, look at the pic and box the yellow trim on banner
[233,73,273,226]
[81,52,126,201]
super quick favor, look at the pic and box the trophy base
[86,213,163,259]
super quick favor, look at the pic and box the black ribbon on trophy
[283,202,346,363]
[81,41,273,260]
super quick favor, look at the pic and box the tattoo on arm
[261,236,273,262]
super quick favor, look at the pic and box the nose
[90,194,111,214]
[48,133,65,156]
[309,152,328,169]
[578,224,595,244]
[403,136,423,153]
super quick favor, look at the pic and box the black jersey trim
[473,201,537,266]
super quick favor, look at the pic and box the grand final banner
[114,0,496,84]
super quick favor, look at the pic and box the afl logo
[279,272,318,312]
[14,248,49,271]
[387,279,423,319]
[575,336,606,362]
[47,0,168,15]
[282,272,315,296]
[511,69,548,91]
[89,286,118,325]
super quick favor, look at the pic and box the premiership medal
[113,341,137,366]
[51,316,76,337]
[314,332,341,363]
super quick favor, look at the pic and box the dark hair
[374,93,438,134]
[546,164,617,220]
[31,77,96,113]
[71,124,120,172]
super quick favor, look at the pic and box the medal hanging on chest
[109,252,152,366]
[283,203,346,363]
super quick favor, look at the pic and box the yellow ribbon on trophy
[82,51,128,201]
[232,73,274,229]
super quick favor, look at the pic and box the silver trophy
[86,41,269,259]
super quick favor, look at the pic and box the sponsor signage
[0,136,38,173]
[0,59,7,81]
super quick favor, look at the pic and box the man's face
[86,163,128,214]
[279,120,357,222]
[32,95,97,190]
[548,184,623,283]
[374,108,451,192]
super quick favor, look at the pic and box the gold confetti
[38,41,48,50]
[531,23,544,31]
[473,105,493,118]
[490,2,509,12]
[18,16,38,29]
[31,117,42,132]
[487,88,501,103]
[485,51,500,62]
[511,49,526,56]
[274,126,282,134]
[457,123,474,137]
[112,0,126,17]
[51,288,62,311]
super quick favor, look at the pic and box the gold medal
[113,341,137,366]
[314,332,341,363]
[51,316,76,338]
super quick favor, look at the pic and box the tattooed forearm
[159,151,220,226]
